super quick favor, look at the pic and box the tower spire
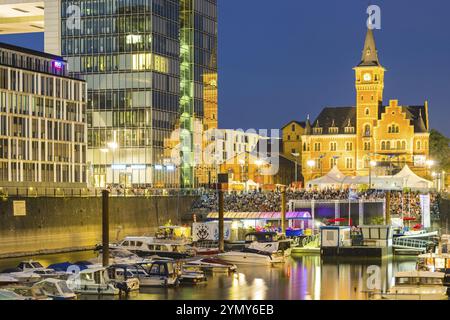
[358,27,380,67]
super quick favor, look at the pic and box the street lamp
[291,152,300,185]
[255,159,264,186]
[369,160,377,188]
[307,160,316,184]
[426,159,435,179]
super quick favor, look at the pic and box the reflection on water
[0,252,418,300]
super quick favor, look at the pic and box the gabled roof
[378,105,429,133]
[311,107,356,134]
[282,120,306,130]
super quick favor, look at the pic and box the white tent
[393,164,432,189]
[307,166,348,189]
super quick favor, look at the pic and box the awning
[207,211,312,220]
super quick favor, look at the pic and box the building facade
[284,27,431,182]
[0,42,87,187]
[40,0,217,188]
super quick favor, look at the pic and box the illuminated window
[132,53,168,73]
[330,142,337,151]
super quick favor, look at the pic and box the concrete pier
[0,195,197,258]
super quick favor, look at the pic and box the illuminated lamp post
[369,160,377,189]
[307,160,316,187]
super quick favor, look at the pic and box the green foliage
[429,129,450,172]
[370,216,385,225]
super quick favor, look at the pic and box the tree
[429,129,450,172]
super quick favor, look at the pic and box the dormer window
[328,127,339,134]
[313,127,323,134]
[344,127,355,134]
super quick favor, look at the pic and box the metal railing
[393,237,431,251]
[0,186,203,198]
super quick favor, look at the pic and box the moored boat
[374,271,448,300]
[32,279,77,300]
[218,248,283,266]
[0,289,29,300]
[134,260,180,287]
[107,236,195,259]
[0,274,19,286]
[184,257,237,273]
[66,267,125,295]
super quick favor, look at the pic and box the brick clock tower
[354,28,386,172]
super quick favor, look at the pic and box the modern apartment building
[0,0,218,188]
[0,41,87,187]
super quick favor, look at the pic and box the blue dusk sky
[1,0,449,136]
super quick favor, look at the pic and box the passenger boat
[184,258,237,273]
[32,279,77,300]
[111,236,195,259]
[377,271,448,300]
[218,248,283,266]
[67,267,126,295]
[187,241,220,256]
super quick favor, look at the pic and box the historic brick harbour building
[283,27,431,181]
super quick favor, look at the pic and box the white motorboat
[2,268,41,284]
[109,236,195,259]
[184,258,237,273]
[417,253,450,272]
[106,265,140,292]
[218,248,284,266]
[32,279,77,300]
[67,267,122,295]
[0,289,29,300]
[89,248,146,266]
[8,285,51,300]
[133,261,180,287]
[245,232,292,258]
[16,260,67,279]
[179,265,207,285]
[377,271,448,300]
[0,274,19,286]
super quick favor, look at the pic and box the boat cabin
[17,261,45,271]
[394,271,445,286]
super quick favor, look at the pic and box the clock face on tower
[363,73,372,82]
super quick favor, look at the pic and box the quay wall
[0,196,197,258]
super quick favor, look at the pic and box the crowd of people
[389,191,442,218]
[192,189,442,219]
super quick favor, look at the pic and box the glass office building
[59,0,217,188]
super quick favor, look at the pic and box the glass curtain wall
[60,0,180,188]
